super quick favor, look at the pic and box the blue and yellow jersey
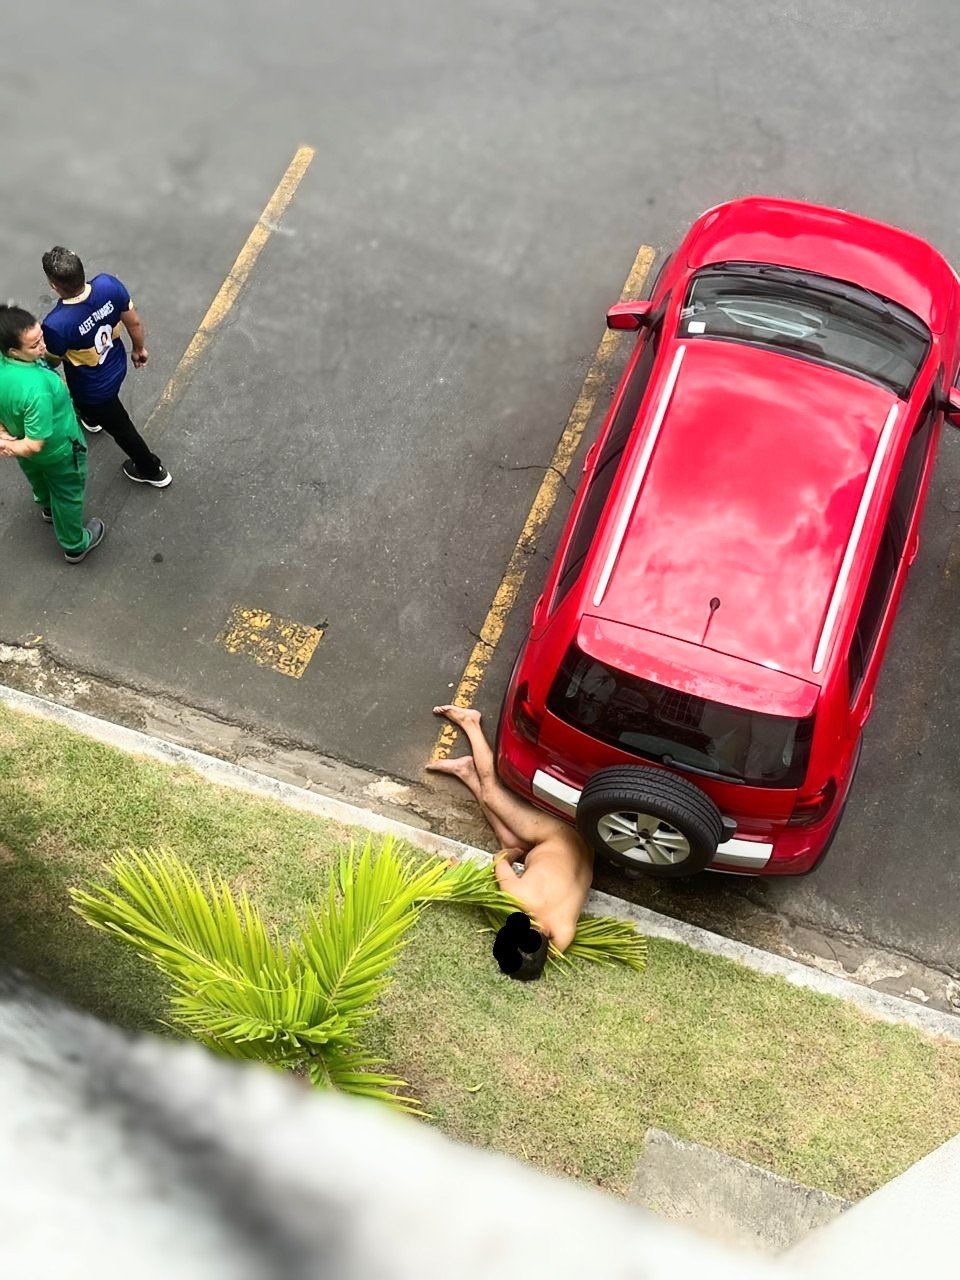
[42,273,131,404]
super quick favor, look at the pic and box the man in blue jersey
[41,247,171,488]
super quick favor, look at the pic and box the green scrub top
[0,355,83,461]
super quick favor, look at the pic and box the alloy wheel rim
[596,810,691,866]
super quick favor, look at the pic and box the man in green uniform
[0,305,105,563]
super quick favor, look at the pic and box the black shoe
[123,459,172,488]
[64,517,106,563]
[39,507,53,523]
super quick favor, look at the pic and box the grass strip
[2,702,959,1198]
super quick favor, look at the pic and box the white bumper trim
[532,768,774,871]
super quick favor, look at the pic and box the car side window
[847,522,898,702]
[887,386,938,559]
[849,378,941,701]
[551,324,662,611]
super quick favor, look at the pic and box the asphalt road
[2,0,959,971]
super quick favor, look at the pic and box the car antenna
[701,597,721,645]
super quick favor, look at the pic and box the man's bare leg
[432,705,568,847]
[426,755,529,851]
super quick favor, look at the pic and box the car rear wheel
[576,765,723,878]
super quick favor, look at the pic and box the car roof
[685,196,957,334]
[587,336,899,685]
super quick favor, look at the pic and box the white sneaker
[122,459,173,488]
[80,418,102,433]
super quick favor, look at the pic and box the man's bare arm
[0,430,44,458]
[120,307,148,368]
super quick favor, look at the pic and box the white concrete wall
[2,972,954,1279]
[0,974,779,1280]
[785,1130,960,1279]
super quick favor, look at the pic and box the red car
[498,196,960,877]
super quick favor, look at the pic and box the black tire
[576,765,723,878]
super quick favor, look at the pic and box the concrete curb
[586,889,960,1040]
[630,1127,849,1252]
[5,682,960,1043]
[0,683,483,861]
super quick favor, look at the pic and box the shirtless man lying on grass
[427,704,594,979]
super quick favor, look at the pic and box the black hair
[492,911,549,981]
[0,304,38,355]
[42,246,85,293]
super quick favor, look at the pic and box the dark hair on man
[492,911,549,981]
[42,246,85,293]
[0,304,38,355]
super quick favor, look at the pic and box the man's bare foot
[425,754,479,784]
[432,703,482,729]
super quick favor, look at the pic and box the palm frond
[71,851,355,1060]
[71,839,644,1122]
[305,1047,425,1115]
[70,846,430,1110]
[565,915,647,969]
[298,835,444,1028]
[169,976,350,1054]
[71,850,284,981]
[414,856,509,911]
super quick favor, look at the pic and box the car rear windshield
[547,645,813,788]
[678,264,930,397]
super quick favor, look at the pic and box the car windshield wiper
[742,264,899,318]
[662,754,746,785]
[704,261,929,335]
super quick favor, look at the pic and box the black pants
[73,394,163,479]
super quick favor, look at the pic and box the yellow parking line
[430,243,657,760]
[144,145,315,430]
[217,605,324,679]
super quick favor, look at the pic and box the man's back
[495,831,595,953]
[42,273,131,404]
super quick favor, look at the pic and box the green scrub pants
[18,437,89,556]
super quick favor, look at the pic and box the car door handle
[582,440,600,473]
[907,532,920,566]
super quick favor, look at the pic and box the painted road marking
[144,145,315,431]
[217,605,324,679]
[430,243,657,761]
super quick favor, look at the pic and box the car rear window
[547,645,813,787]
[678,265,930,398]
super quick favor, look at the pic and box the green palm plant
[71,838,644,1112]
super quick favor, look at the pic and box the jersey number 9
[94,324,115,366]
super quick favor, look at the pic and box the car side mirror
[606,300,654,331]
[943,386,960,427]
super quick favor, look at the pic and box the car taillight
[787,778,837,827]
[511,680,543,744]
